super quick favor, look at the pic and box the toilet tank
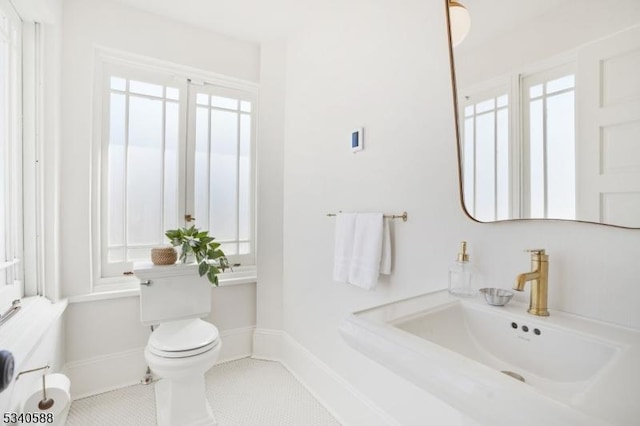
[134,262,212,326]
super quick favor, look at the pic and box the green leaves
[165,226,230,286]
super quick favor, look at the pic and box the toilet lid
[149,319,219,356]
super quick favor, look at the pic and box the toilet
[135,262,221,426]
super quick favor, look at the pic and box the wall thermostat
[351,128,363,152]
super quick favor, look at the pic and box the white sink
[340,290,640,426]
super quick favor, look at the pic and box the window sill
[69,265,256,304]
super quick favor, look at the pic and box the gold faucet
[513,249,549,316]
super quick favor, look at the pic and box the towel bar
[326,211,408,222]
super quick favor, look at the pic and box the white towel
[333,213,390,290]
[379,218,391,275]
[333,213,357,283]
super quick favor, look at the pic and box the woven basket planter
[150,247,178,265]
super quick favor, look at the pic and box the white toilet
[135,263,221,426]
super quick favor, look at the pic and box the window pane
[239,242,250,255]
[129,80,163,97]
[496,107,510,220]
[463,117,475,214]
[166,87,179,100]
[497,94,508,108]
[476,98,495,114]
[110,77,126,91]
[194,106,210,230]
[240,101,251,112]
[210,109,238,241]
[464,105,474,118]
[239,114,251,241]
[530,84,543,99]
[211,96,238,110]
[546,92,575,219]
[475,112,496,221]
[196,93,209,106]
[127,96,164,245]
[219,242,237,256]
[164,102,180,231]
[546,75,575,94]
[529,99,544,217]
[108,93,126,246]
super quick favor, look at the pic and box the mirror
[447,0,640,228]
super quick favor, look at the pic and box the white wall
[256,41,286,333]
[60,0,260,298]
[281,0,640,423]
[455,0,640,87]
[59,0,263,394]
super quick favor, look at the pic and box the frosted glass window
[129,80,163,97]
[0,2,22,294]
[529,99,545,218]
[104,75,183,272]
[100,64,256,277]
[546,92,575,219]
[211,96,237,110]
[530,84,543,99]
[166,87,179,101]
[209,109,238,241]
[546,75,575,94]
[525,73,575,219]
[239,114,252,242]
[110,77,126,91]
[196,93,209,105]
[460,91,509,221]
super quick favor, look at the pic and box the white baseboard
[252,328,282,360]
[64,347,147,400]
[218,326,255,363]
[64,326,255,400]
[252,329,397,426]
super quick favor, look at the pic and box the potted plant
[165,226,230,286]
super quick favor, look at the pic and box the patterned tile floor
[67,358,340,426]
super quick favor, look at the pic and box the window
[96,55,257,282]
[0,0,23,307]
[462,90,510,221]
[460,63,575,220]
[523,71,575,219]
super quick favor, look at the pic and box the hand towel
[348,213,384,289]
[379,218,391,275]
[333,213,357,283]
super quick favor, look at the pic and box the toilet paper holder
[16,365,55,410]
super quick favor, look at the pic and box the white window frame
[460,83,512,222]
[0,0,24,310]
[521,62,576,219]
[460,55,576,221]
[91,47,258,290]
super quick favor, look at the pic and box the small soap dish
[479,288,514,306]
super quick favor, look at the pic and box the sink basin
[340,290,640,426]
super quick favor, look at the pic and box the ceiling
[110,0,343,43]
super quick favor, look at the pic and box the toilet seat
[148,318,220,359]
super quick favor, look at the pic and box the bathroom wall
[455,0,640,88]
[280,0,640,423]
[58,0,268,396]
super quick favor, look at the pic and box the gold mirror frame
[443,0,639,230]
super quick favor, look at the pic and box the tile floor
[67,358,340,426]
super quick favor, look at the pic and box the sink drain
[501,370,525,382]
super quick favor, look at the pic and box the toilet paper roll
[23,373,71,415]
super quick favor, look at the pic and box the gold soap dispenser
[448,241,477,297]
